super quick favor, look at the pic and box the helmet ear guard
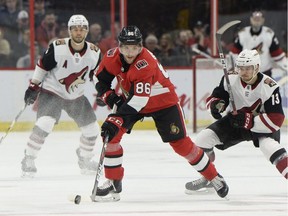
[118,26,143,45]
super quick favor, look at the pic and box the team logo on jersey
[264,77,277,87]
[107,48,117,57]
[55,39,66,46]
[170,123,180,135]
[253,42,263,54]
[135,59,148,70]
[59,66,88,93]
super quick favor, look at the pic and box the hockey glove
[209,98,226,119]
[24,82,41,105]
[228,111,254,130]
[101,114,124,142]
[97,90,125,109]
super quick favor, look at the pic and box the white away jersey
[36,38,101,100]
[224,73,283,133]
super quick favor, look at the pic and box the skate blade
[21,171,36,178]
[92,193,120,202]
[185,187,215,195]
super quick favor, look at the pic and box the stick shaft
[0,104,27,144]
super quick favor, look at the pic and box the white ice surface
[0,130,287,216]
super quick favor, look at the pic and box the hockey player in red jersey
[93,25,229,201]
[21,15,101,177]
[185,49,287,194]
[230,11,287,77]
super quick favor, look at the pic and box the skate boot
[76,148,98,175]
[185,176,214,195]
[210,174,229,198]
[21,151,37,178]
[93,179,122,202]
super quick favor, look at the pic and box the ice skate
[93,179,122,202]
[76,148,98,175]
[185,176,214,195]
[210,174,229,198]
[21,152,37,178]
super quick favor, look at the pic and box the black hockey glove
[210,99,226,119]
[228,111,254,130]
[101,114,124,142]
[97,90,125,109]
[24,82,41,105]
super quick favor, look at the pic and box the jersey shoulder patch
[55,39,66,46]
[89,43,99,52]
[264,77,277,87]
[135,59,148,70]
[107,48,117,57]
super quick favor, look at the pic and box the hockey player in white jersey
[21,14,101,177]
[230,11,287,77]
[185,49,287,193]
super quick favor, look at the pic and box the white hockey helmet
[236,49,261,80]
[68,14,89,30]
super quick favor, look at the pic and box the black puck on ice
[74,195,81,204]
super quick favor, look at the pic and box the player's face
[238,65,255,82]
[119,44,142,64]
[69,25,88,44]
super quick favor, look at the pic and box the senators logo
[59,66,88,93]
[135,59,148,70]
[170,123,180,135]
[107,48,117,57]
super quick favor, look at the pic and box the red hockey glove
[24,82,41,105]
[208,98,226,119]
[228,111,254,130]
[101,114,124,142]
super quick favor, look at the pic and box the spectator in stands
[16,10,29,44]
[157,33,176,66]
[36,10,58,54]
[34,0,45,29]
[57,22,69,38]
[191,21,211,54]
[87,22,102,46]
[174,29,194,66]
[15,28,31,62]
[98,21,121,54]
[16,42,41,68]
[0,0,20,28]
[144,34,160,56]
[0,26,12,67]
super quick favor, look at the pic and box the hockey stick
[216,20,241,115]
[0,103,27,145]
[69,105,117,204]
[192,47,222,67]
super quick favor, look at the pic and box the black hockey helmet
[118,26,142,45]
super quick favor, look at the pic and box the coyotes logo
[59,66,88,93]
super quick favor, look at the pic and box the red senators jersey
[96,47,179,113]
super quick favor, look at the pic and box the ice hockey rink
[0,129,287,216]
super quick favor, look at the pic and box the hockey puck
[74,195,81,204]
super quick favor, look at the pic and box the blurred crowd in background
[0,0,286,68]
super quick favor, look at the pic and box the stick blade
[216,20,241,35]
